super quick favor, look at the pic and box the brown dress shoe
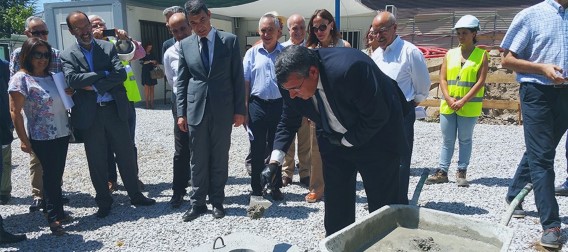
[282,177,292,187]
[108,181,118,192]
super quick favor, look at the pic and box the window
[341,30,361,49]
[139,20,170,63]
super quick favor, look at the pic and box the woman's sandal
[305,192,321,203]
[49,221,66,236]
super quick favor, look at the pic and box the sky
[35,0,70,13]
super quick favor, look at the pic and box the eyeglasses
[72,23,92,33]
[282,77,305,92]
[31,51,51,60]
[30,30,49,37]
[312,23,329,33]
[92,22,106,29]
[369,23,395,36]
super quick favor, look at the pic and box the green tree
[0,0,36,38]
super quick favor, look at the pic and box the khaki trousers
[30,152,43,199]
[309,123,324,195]
[282,118,311,179]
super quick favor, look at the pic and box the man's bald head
[168,12,192,41]
[371,11,397,49]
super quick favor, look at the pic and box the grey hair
[376,11,396,24]
[163,6,185,17]
[88,14,105,23]
[24,16,45,31]
[259,13,280,30]
[275,45,319,87]
[287,14,305,29]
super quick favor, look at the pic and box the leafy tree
[0,0,36,38]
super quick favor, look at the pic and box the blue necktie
[314,90,332,134]
[200,37,209,75]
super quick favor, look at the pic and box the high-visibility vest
[110,39,141,102]
[440,47,487,117]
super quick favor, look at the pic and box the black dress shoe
[182,205,207,222]
[300,176,310,187]
[271,189,284,201]
[131,196,156,206]
[0,230,26,244]
[212,205,225,219]
[29,199,44,212]
[169,194,183,208]
[96,207,111,218]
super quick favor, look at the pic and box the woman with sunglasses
[425,15,488,187]
[8,37,71,236]
[306,9,351,49]
[303,9,351,204]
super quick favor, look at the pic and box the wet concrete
[363,227,499,251]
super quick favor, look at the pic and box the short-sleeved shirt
[8,72,70,140]
[9,47,62,77]
[500,0,568,85]
[242,43,283,100]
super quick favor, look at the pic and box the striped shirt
[500,0,568,85]
[9,47,62,77]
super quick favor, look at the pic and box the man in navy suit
[263,45,409,236]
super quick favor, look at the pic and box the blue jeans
[439,113,477,172]
[507,83,568,230]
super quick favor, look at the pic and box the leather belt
[97,100,116,107]
[250,96,282,103]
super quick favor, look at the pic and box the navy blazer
[0,59,13,145]
[273,47,409,155]
[61,39,127,130]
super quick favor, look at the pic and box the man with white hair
[371,11,430,203]
[9,16,68,212]
[243,13,285,200]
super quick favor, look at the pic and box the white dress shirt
[163,41,180,94]
[372,36,430,102]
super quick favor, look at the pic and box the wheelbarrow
[319,169,533,252]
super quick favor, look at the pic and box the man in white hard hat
[371,11,430,204]
[88,14,145,193]
[502,0,568,249]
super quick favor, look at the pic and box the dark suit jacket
[0,59,13,145]
[273,47,408,155]
[61,39,127,130]
[175,30,245,125]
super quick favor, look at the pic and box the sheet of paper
[52,72,74,110]
[245,125,254,141]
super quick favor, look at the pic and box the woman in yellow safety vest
[425,15,489,187]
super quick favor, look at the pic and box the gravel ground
[1,104,568,251]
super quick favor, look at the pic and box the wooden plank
[419,98,519,110]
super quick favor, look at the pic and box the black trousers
[30,136,70,223]
[248,96,283,193]
[81,103,144,209]
[319,135,402,236]
[107,101,138,183]
[171,98,191,195]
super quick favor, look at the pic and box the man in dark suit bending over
[61,11,155,218]
[263,45,408,236]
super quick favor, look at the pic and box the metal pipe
[335,0,340,30]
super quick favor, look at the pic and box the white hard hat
[454,15,480,30]
[116,40,136,61]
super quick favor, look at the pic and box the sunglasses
[312,23,329,32]
[31,51,51,60]
[30,30,49,36]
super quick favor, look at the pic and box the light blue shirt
[79,40,113,102]
[199,27,216,70]
[243,43,283,100]
[500,0,568,85]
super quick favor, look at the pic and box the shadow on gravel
[1,233,103,251]
[468,177,512,187]
[262,205,319,220]
[422,202,489,215]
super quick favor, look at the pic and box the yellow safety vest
[440,47,486,117]
[110,39,141,102]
